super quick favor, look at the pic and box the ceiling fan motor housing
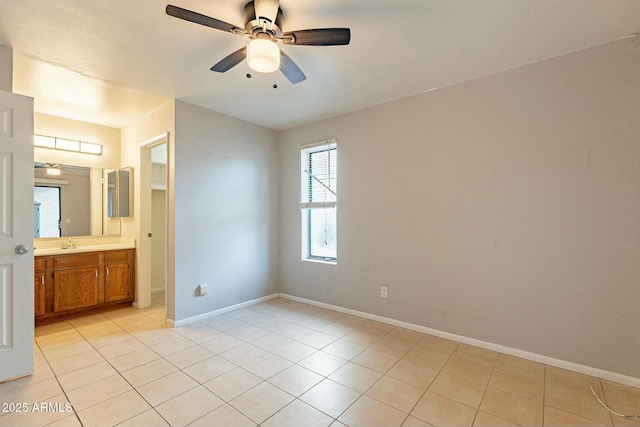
[243,1,283,39]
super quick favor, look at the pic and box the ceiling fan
[166,0,351,84]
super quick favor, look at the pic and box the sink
[34,243,135,256]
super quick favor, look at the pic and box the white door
[0,90,34,382]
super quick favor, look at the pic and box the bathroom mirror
[34,163,121,238]
[108,166,132,218]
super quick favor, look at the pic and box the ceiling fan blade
[211,47,247,73]
[282,28,350,46]
[166,5,243,34]
[280,51,306,84]
[254,0,280,24]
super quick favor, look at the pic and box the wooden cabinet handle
[95,270,98,278]
[41,276,44,285]
[106,267,109,276]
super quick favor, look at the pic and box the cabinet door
[105,262,129,302]
[53,267,99,312]
[34,272,46,316]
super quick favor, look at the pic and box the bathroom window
[300,140,337,262]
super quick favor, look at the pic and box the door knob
[15,245,30,255]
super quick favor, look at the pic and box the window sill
[302,258,337,266]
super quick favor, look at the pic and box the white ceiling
[1,1,639,131]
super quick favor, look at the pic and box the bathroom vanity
[34,240,135,325]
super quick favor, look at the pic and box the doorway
[138,134,169,320]
[150,143,167,310]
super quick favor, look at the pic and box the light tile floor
[1,295,638,426]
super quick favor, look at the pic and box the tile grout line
[29,298,624,427]
[35,336,85,427]
[50,311,422,425]
[105,318,204,427]
[35,308,177,426]
[404,340,460,425]
[542,363,547,427]
[219,305,369,425]
[117,303,330,426]
[306,320,423,425]
[68,312,175,427]
[205,305,325,425]
[470,348,499,427]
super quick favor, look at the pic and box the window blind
[300,140,337,209]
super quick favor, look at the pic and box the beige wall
[0,46,12,92]
[278,37,640,377]
[121,100,175,316]
[121,100,279,323]
[173,101,279,321]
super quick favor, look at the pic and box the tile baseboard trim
[279,293,640,386]
[166,293,280,327]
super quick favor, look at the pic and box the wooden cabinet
[35,249,135,325]
[53,267,99,311]
[105,250,131,302]
[34,273,46,316]
[52,252,99,312]
[34,257,46,316]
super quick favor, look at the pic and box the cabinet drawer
[105,250,129,263]
[35,257,46,271]
[53,253,99,269]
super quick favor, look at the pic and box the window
[300,140,337,262]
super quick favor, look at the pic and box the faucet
[61,237,76,249]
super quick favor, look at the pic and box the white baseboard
[279,293,640,386]
[165,293,279,328]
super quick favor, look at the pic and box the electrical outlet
[198,284,208,296]
[380,286,388,298]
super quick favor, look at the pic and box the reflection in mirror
[34,163,121,237]
[108,170,116,217]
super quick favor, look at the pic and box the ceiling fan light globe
[247,39,280,73]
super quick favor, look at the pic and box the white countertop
[34,243,135,256]
[33,237,136,256]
